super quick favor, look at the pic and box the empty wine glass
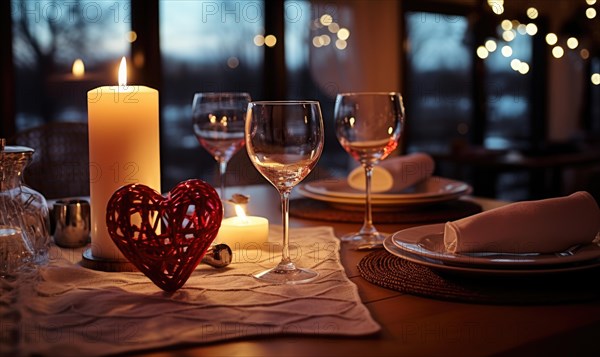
[334,92,405,249]
[246,101,324,284]
[192,92,251,199]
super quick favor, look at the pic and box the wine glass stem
[279,190,294,269]
[218,160,227,199]
[360,164,377,235]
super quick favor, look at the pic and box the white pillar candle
[87,57,161,260]
[216,205,269,250]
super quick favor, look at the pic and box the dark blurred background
[1,0,599,201]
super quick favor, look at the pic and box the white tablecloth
[0,226,380,356]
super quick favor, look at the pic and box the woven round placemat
[357,250,600,305]
[289,198,482,224]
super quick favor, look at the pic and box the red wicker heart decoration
[106,179,223,292]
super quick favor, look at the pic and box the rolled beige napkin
[444,191,600,254]
[347,153,435,193]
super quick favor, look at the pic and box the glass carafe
[0,140,51,273]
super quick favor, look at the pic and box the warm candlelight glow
[118,57,127,86]
[216,204,269,250]
[234,204,250,224]
[72,59,85,77]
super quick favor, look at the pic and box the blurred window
[405,10,534,152]
[159,0,264,188]
[484,23,532,150]
[11,0,131,131]
[405,11,474,153]
[284,0,352,176]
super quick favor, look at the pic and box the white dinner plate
[383,236,600,276]
[390,223,600,267]
[298,177,472,208]
[297,186,470,208]
[302,176,471,200]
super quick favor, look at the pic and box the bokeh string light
[478,1,598,84]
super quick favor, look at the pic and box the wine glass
[245,101,324,284]
[334,92,405,249]
[192,92,252,199]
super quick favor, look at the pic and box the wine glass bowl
[246,101,324,284]
[192,92,251,199]
[334,92,405,248]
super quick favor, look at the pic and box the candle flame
[72,59,85,77]
[118,57,127,86]
[234,204,249,224]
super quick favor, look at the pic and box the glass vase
[1,141,51,274]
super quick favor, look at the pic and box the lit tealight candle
[216,205,269,250]
[72,58,85,78]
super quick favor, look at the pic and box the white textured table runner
[1,226,380,356]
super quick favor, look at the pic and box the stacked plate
[297,176,472,211]
[385,223,600,275]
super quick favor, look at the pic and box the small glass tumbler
[53,199,91,248]
[0,142,51,268]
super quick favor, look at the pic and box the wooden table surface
[131,184,600,357]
